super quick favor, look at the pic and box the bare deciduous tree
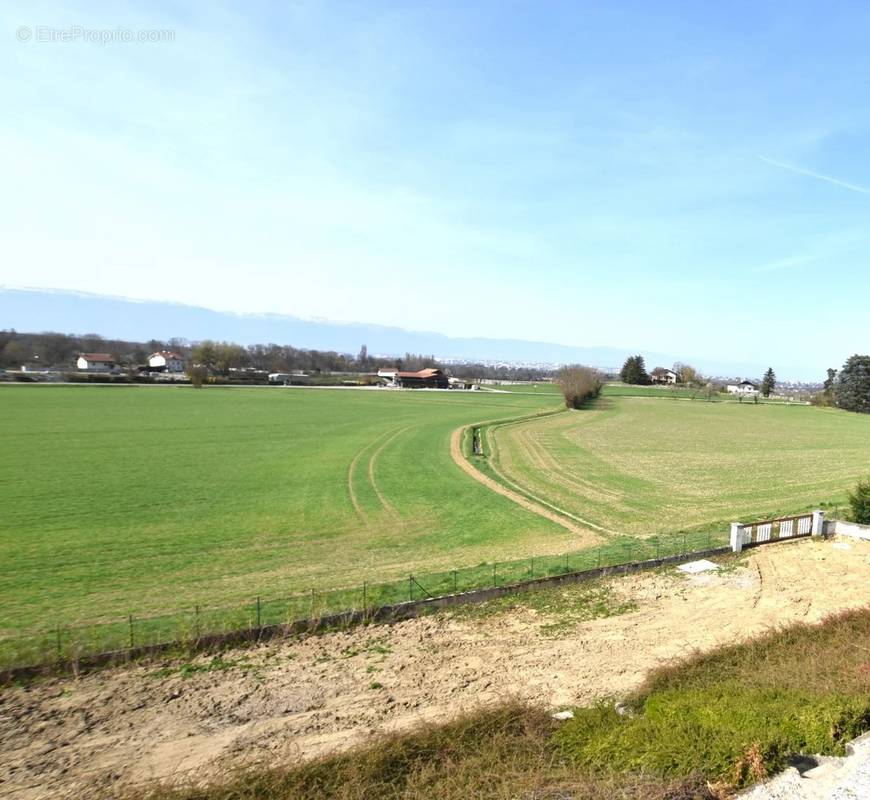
[558,365,603,409]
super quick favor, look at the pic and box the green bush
[553,687,870,789]
[848,477,870,524]
[553,609,870,791]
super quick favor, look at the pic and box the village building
[726,380,759,396]
[650,367,678,385]
[395,368,449,389]
[147,351,185,373]
[76,353,116,371]
[268,371,309,385]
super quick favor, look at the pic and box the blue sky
[1,1,869,375]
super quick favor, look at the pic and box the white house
[76,353,116,371]
[147,351,185,373]
[727,380,759,396]
[650,367,678,385]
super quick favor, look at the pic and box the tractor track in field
[449,423,598,541]
[484,427,617,536]
[512,422,623,504]
[347,425,414,524]
[346,444,369,521]
[367,425,412,516]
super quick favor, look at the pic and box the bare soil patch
[3,537,870,799]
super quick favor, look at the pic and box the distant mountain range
[0,288,798,380]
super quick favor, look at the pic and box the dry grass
[125,702,712,800]
[123,609,870,800]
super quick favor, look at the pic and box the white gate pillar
[730,522,744,553]
[812,509,825,536]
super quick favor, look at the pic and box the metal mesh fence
[0,528,728,671]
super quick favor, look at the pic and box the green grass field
[0,385,569,640]
[3,383,870,666]
[487,396,870,536]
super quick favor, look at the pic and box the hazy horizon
[2,2,869,374]
[0,287,833,381]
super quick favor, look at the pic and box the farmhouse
[76,353,115,371]
[727,380,759,396]
[268,371,309,385]
[147,351,185,373]
[650,367,678,385]
[396,368,449,389]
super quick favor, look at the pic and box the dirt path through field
[448,424,596,537]
[3,537,870,799]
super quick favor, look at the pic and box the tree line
[0,330,558,382]
[815,355,870,413]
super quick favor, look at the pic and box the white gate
[730,511,822,552]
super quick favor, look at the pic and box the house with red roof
[395,368,448,389]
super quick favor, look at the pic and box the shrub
[558,366,603,409]
[187,366,207,389]
[848,477,870,524]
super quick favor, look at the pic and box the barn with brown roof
[395,368,448,389]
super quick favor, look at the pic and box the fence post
[408,575,413,602]
[128,614,134,650]
[730,522,744,553]
[256,596,261,629]
[452,570,458,594]
[812,509,825,537]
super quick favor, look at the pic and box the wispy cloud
[758,156,870,194]
[752,254,820,273]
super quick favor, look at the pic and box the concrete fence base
[826,519,870,541]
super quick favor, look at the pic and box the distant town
[0,329,823,399]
